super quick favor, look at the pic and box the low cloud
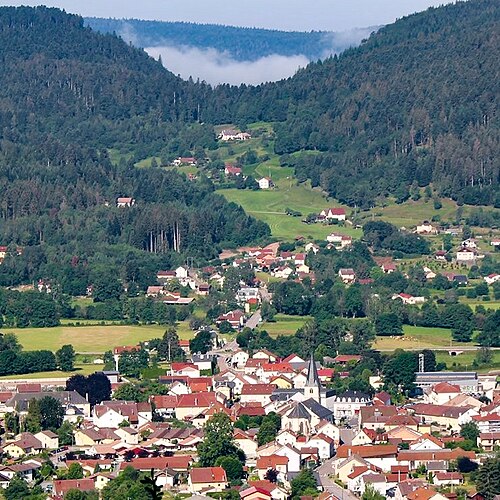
[145,45,310,86]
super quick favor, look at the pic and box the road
[316,459,358,500]
[246,310,262,330]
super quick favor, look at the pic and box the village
[0,210,498,500]
[0,341,499,500]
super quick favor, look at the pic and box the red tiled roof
[433,382,461,394]
[241,384,276,395]
[256,454,289,468]
[53,479,96,496]
[16,383,41,393]
[336,444,398,458]
[120,456,192,471]
[177,393,217,408]
[190,466,227,484]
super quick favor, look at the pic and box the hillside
[213,0,499,208]
[85,18,373,61]
[0,7,269,290]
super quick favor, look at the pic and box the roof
[241,384,275,396]
[336,444,398,458]
[240,486,272,499]
[302,399,333,420]
[120,456,192,471]
[190,467,227,484]
[287,403,310,420]
[333,355,362,363]
[433,382,461,394]
[177,393,217,408]
[305,354,321,389]
[53,479,96,495]
[256,454,289,468]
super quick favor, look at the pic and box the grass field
[261,314,312,337]
[0,363,98,380]
[9,323,196,353]
[219,185,360,241]
[435,350,500,373]
[372,325,467,350]
[360,198,459,228]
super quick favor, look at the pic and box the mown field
[7,323,195,353]
[261,314,312,337]
[372,325,471,350]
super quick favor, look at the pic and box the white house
[415,222,438,234]
[456,247,476,263]
[319,208,346,221]
[338,268,356,284]
[258,177,273,189]
[116,197,135,207]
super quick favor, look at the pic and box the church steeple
[305,353,321,402]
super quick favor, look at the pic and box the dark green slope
[0,6,213,149]
[0,7,269,290]
[217,0,499,207]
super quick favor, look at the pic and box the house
[408,403,477,431]
[5,391,91,420]
[34,430,59,449]
[305,243,320,254]
[319,208,346,221]
[225,165,243,176]
[327,233,352,249]
[240,487,274,500]
[456,247,476,263]
[231,350,250,369]
[392,293,426,305]
[234,429,259,460]
[217,310,245,329]
[219,130,251,141]
[425,382,462,405]
[237,287,260,304]
[191,354,215,373]
[172,157,197,166]
[485,274,500,285]
[258,177,273,189]
[338,268,356,284]
[116,197,135,207]
[331,391,371,421]
[307,434,335,460]
[175,392,218,420]
[53,479,96,498]
[435,250,447,261]
[170,362,201,378]
[478,432,500,451]
[335,444,399,472]
[93,401,152,428]
[415,222,438,235]
[252,349,278,362]
[114,426,139,445]
[241,384,276,405]
[433,472,463,486]
[3,433,43,458]
[188,467,228,493]
[256,455,289,481]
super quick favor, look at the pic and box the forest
[0,2,497,290]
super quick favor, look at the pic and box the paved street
[246,310,262,329]
[316,458,357,500]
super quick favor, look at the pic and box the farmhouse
[258,177,273,189]
[116,197,135,207]
[319,207,346,221]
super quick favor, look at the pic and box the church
[280,355,334,436]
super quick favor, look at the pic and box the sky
[0,0,457,31]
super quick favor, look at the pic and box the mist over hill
[85,18,376,84]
